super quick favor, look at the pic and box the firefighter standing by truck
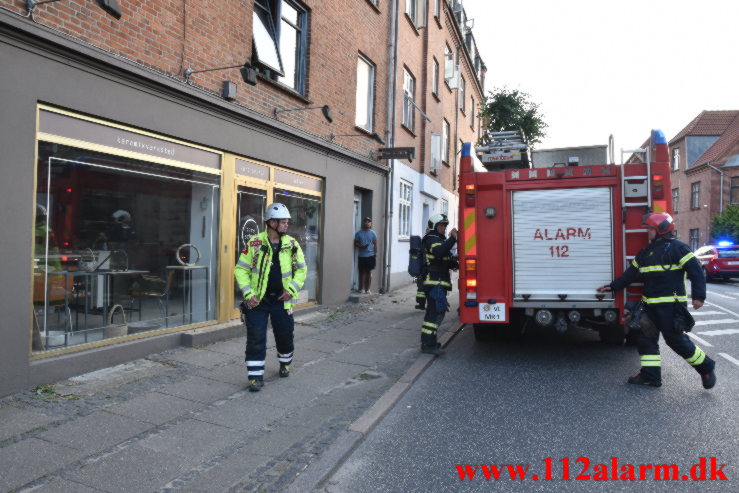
[420,214,458,356]
[597,212,717,389]
[235,203,307,392]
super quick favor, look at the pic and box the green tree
[711,205,739,243]
[478,87,548,146]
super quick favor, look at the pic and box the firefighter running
[234,203,307,392]
[420,214,458,356]
[597,212,717,389]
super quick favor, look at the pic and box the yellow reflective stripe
[416,292,426,298]
[638,265,682,273]
[631,259,639,268]
[430,242,442,248]
[423,321,439,328]
[640,355,662,367]
[679,252,695,266]
[464,208,476,255]
[423,280,451,287]
[642,295,688,304]
[686,347,706,366]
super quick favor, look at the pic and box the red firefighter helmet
[642,212,674,235]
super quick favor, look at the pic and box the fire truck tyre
[599,325,625,345]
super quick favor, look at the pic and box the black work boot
[421,344,445,356]
[248,379,264,392]
[627,373,662,387]
[701,371,716,389]
[279,364,290,378]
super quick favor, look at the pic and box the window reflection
[33,143,219,351]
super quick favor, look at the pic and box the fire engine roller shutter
[512,187,613,300]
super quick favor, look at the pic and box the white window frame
[442,119,450,163]
[671,147,680,171]
[402,68,416,131]
[441,198,449,217]
[433,0,440,18]
[430,133,442,172]
[672,187,679,214]
[432,58,439,96]
[470,96,475,128]
[355,55,375,131]
[405,0,425,27]
[444,44,454,81]
[459,75,466,112]
[689,228,700,251]
[691,182,700,210]
[399,180,413,238]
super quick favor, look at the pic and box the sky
[462,0,739,160]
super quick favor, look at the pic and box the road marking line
[696,328,739,336]
[718,353,739,367]
[689,311,726,316]
[694,319,737,326]
[705,300,739,319]
[707,291,737,300]
[687,333,713,347]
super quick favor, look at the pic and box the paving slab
[168,451,272,493]
[136,418,248,461]
[164,346,240,369]
[65,445,190,493]
[103,391,203,425]
[0,438,85,492]
[23,477,104,493]
[201,338,246,357]
[191,399,288,432]
[156,375,241,403]
[0,404,57,442]
[36,410,154,454]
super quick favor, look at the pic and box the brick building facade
[0,0,487,395]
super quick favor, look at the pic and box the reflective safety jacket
[422,230,457,291]
[234,231,307,310]
[610,237,705,304]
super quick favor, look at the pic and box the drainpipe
[707,163,724,214]
[381,0,400,294]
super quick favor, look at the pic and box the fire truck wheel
[599,324,625,345]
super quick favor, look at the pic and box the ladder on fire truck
[620,145,652,301]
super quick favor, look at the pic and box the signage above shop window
[274,169,322,192]
[38,109,221,171]
[235,158,270,181]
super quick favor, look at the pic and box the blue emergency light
[717,240,734,246]
[461,142,472,158]
[651,129,667,145]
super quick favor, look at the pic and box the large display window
[33,136,220,353]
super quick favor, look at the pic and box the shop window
[253,0,308,94]
[233,187,267,311]
[274,189,321,304]
[33,142,219,351]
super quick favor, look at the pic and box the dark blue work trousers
[244,295,294,381]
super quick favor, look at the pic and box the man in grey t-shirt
[354,217,378,294]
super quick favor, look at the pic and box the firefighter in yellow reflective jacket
[234,203,307,392]
[420,214,458,356]
[598,212,716,389]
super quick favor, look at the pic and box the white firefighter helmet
[428,213,449,230]
[264,203,291,222]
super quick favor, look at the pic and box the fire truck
[458,129,672,344]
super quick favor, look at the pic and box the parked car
[694,243,739,281]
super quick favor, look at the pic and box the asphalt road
[323,284,739,492]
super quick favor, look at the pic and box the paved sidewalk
[0,283,460,492]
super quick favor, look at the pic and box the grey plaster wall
[0,26,386,395]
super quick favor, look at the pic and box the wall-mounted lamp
[26,0,122,19]
[222,81,237,101]
[184,63,257,86]
[330,132,385,145]
[274,105,333,123]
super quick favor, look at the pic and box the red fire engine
[458,130,672,343]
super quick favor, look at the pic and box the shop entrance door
[233,185,267,314]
